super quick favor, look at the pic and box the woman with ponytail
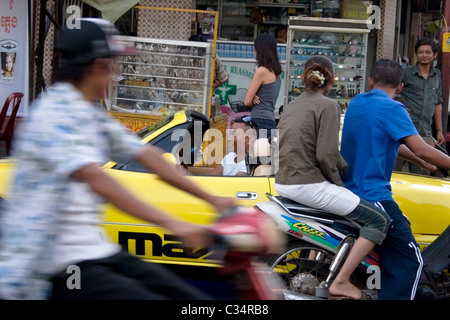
[275,56,392,300]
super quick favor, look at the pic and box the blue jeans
[375,200,423,300]
[251,117,276,140]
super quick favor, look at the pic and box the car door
[391,172,450,249]
[102,110,273,267]
[102,168,272,267]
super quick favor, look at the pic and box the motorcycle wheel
[264,239,334,297]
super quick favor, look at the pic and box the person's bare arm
[135,146,235,212]
[188,165,223,175]
[244,68,265,107]
[398,144,437,172]
[403,134,450,169]
[433,103,445,145]
[75,163,210,249]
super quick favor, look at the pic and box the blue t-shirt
[341,89,418,202]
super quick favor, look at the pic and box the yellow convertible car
[0,109,449,270]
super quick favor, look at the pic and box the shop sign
[0,0,29,116]
[443,32,450,53]
[340,0,371,20]
[217,60,285,113]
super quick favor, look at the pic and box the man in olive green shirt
[398,38,444,174]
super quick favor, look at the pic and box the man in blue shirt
[341,59,450,300]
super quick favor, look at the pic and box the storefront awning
[81,0,140,22]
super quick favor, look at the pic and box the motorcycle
[206,206,286,300]
[180,205,328,300]
[254,193,450,300]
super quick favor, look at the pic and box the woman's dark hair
[189,34,208,42]
[303,56,334,91]
[274,25,287,38]
[188,34,208,56]
[254,34,282,76]
[370,59,403,88]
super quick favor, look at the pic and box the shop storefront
[30,1,380,124]
[195,0,377,118]
[26,1,447,130]
[196,0,371,42]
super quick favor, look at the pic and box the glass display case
[108,36,212,116]
[285,17,370,109]
[196,0,310,41]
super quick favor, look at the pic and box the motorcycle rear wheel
[265,240,334,296]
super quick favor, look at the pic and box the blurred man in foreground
[0,18,235,300]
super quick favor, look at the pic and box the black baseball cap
[55,18,140,66]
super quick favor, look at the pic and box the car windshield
[135,114,174,140]
[113,122,191,173]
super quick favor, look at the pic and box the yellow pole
[210,11,219,119]
[134,6,219,118]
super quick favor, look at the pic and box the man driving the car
[205,116,258,176]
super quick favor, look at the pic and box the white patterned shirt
[0,82,145,299]
[221,152,247,176]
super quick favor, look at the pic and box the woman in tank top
[244,34,282,140]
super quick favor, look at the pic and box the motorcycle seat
[271,194,361,228]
